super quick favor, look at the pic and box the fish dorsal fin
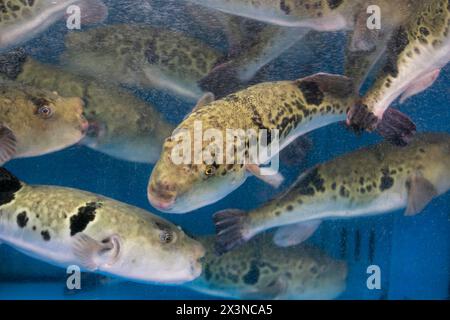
[297,73,355,98]
[242,275,288,300]
[405,174,438,216]
[0,125,17,166]
[72,233,121,271]
[273,220,322,247]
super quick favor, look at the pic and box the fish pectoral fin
[246,164,284,188]
[242,276,288,300]
[405,174,438,216]
[0,125,17,166]
[273,220,322,247]
[399,69,441,104]
[298,73,355,98]
[72,233,121,271]
[193,92,215,112]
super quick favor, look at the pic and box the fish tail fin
[0,168,22,192]
[0,48,27,80]
[376,108,416,146]
[213,209,249,255]
[346,101,379,133]
[347,102,416,146]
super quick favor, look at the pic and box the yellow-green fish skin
[0,170,205,284]
[245,133,450,238]
[9,56,174,164]
[0,0,80,51]
[188,235,347,300]
[0,81,86,160]
[148,74,355,213]
[61,24,224,100]
[353,0,450,122]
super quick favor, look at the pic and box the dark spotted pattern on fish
[69,202,102,236]
[0,167,22,206]
[16,210,28,228]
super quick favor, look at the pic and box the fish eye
[204,165,216,177]
[159,229,175,244]
[37,105,54,119]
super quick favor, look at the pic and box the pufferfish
[61,24,224,101]
[214,132,450,253]
[0,168,205,284]
[0,48,174,164]
[186,235,347,300]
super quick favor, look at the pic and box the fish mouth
[147,185,177,211]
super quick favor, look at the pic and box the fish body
[148,73,356,213]
[348,0,450,134]
[185,0,356,30]
[0,0,107,51]
[214,133,450,252]
[0,50,174,163]
[0,80,87,164]
[187,235,347,300]
[0,168,205,284]
[61,24,224,101]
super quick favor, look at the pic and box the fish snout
[147,180,178,211]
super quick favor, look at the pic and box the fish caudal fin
[0,48,27,80]
[376,108,416,146]
[0,126,17,166]
[213,209,249,255]
[346,102,379,133]
[347,103,416,146]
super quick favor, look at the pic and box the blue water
[0,1,449,300]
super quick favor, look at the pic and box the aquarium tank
[0,0,448,301]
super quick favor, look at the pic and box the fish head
[126,218,206,283]
[148,136,247,213]
[16,90,88,156]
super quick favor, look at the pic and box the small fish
[0,168,205,284]
[214,133,450,253]
[0,0,107,52]
[0,80,87,165]
[0,49,174,164]
[187,235,347,300]
[347,0,450,145]
[148,73,357,213]
[61,24,224,101]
